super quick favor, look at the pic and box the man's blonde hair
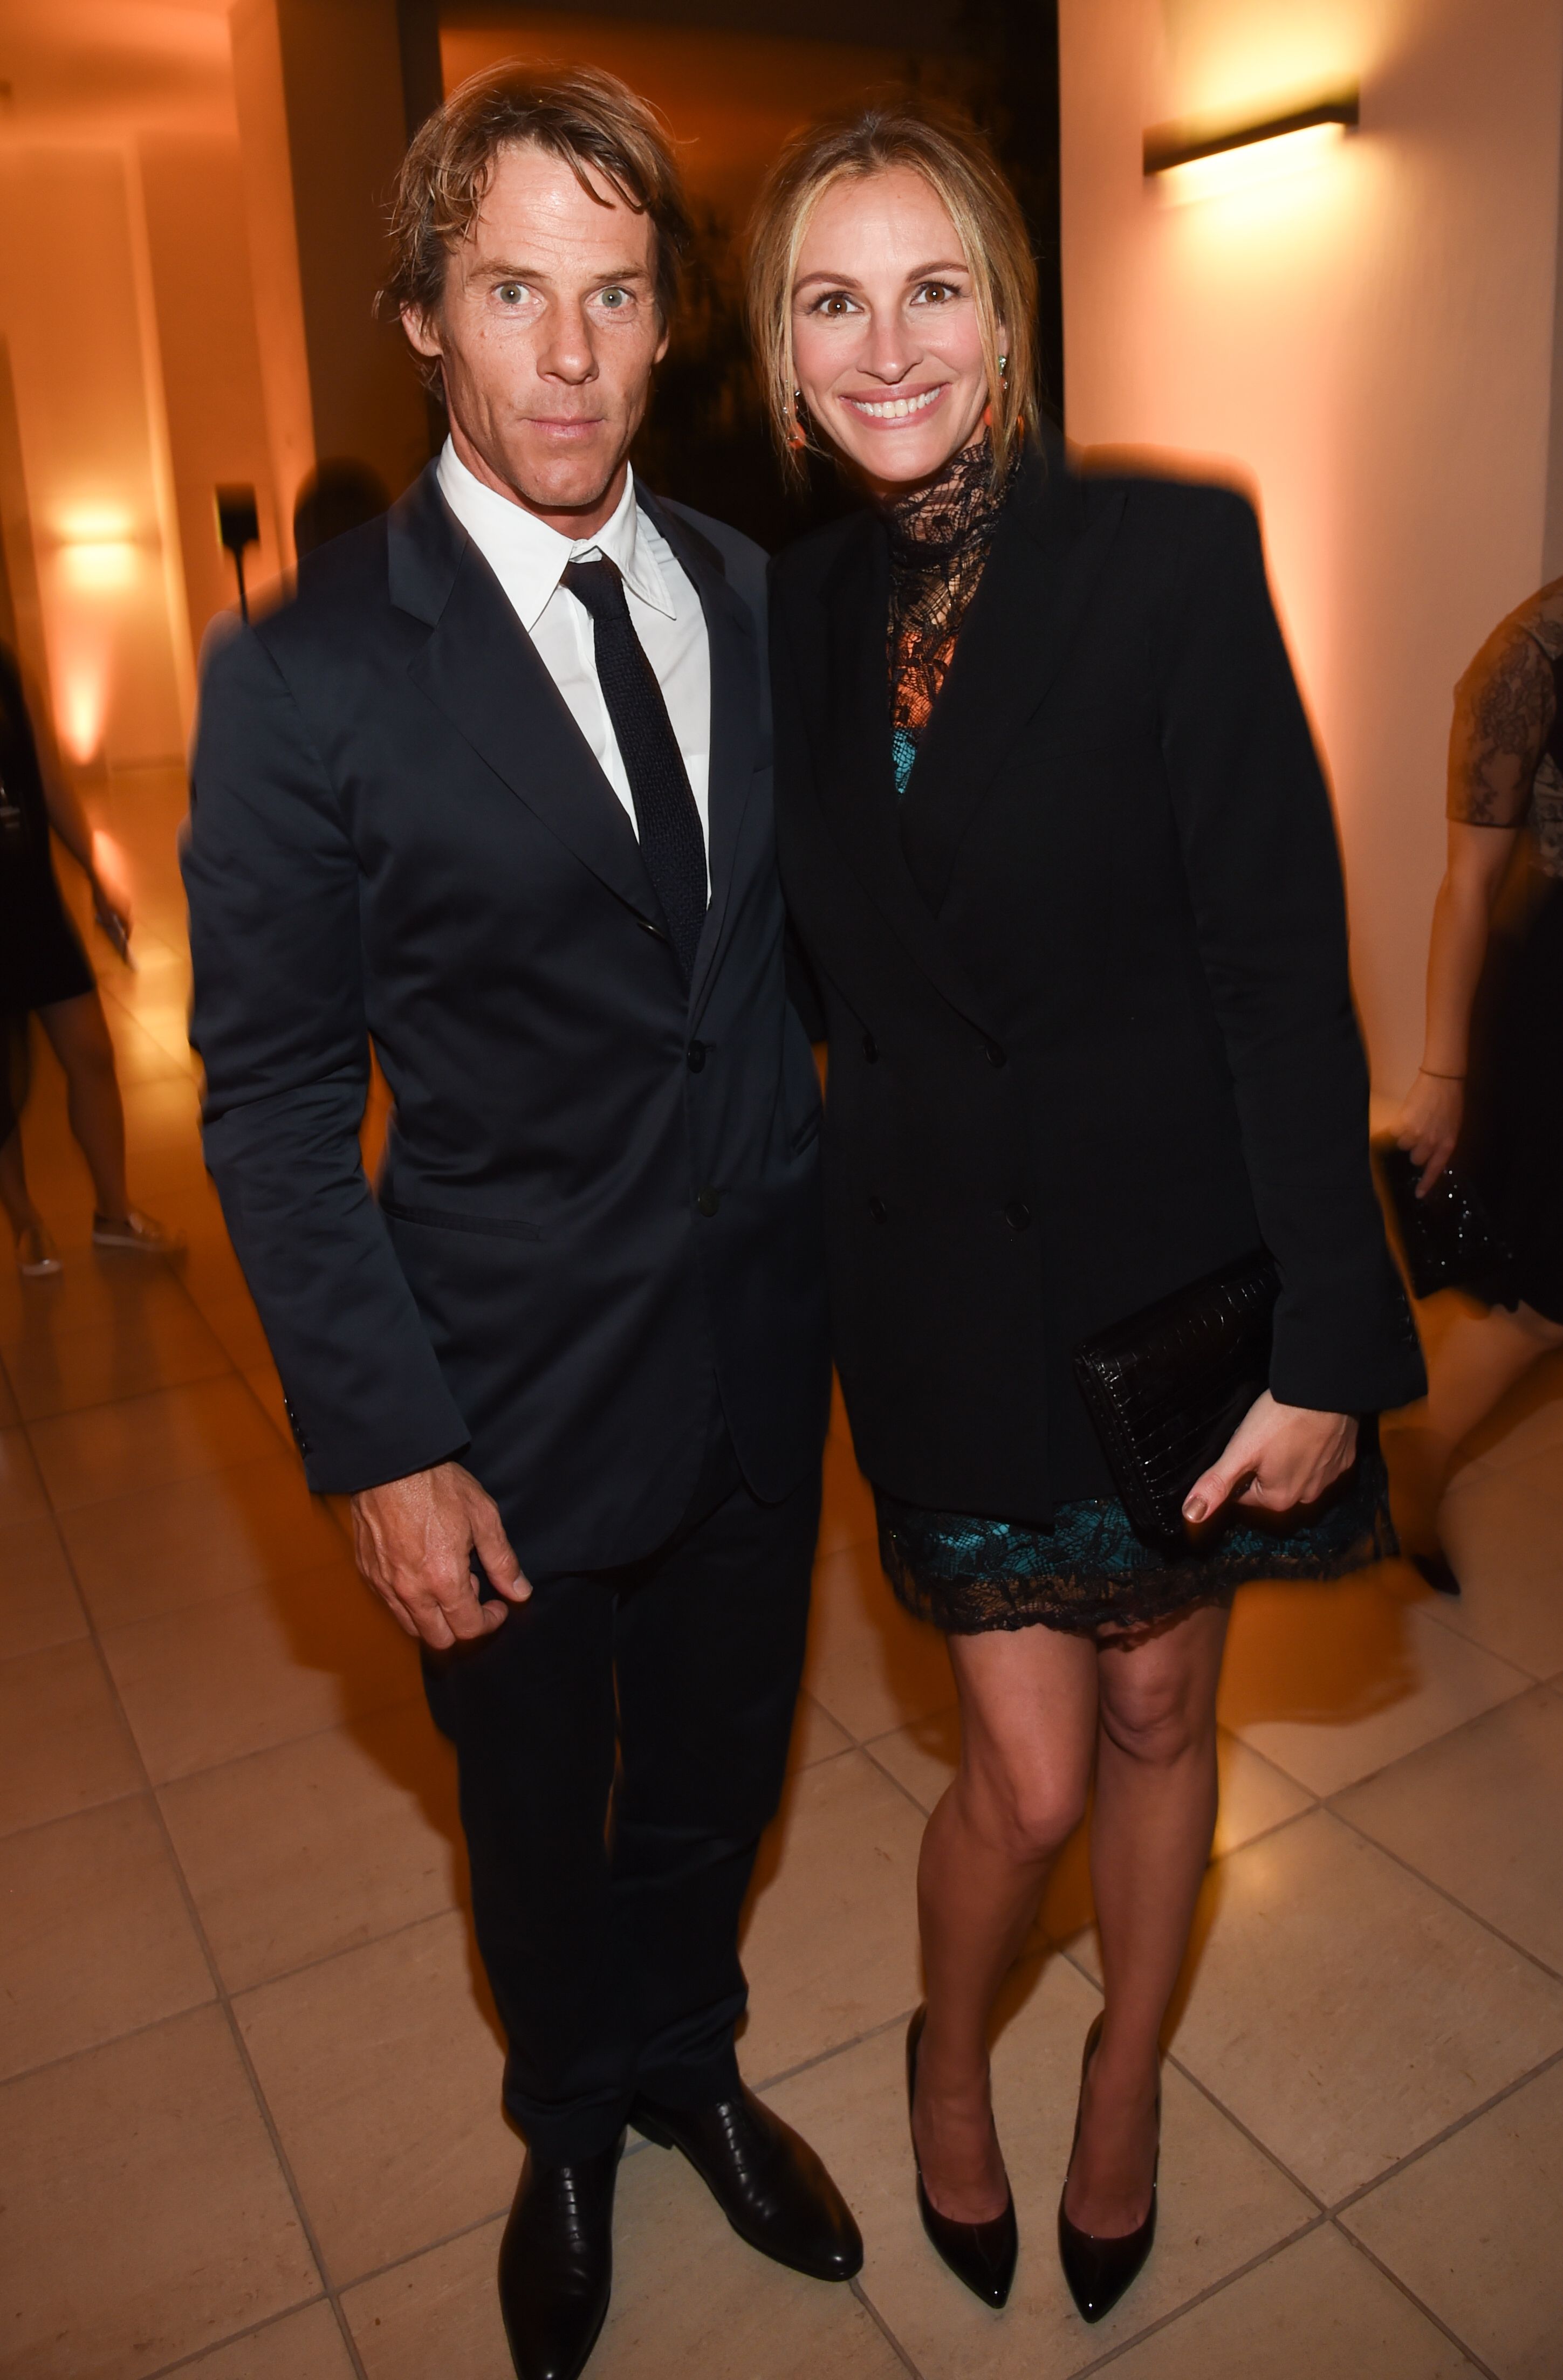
[746,102,1039,481]
[384,63,693,389]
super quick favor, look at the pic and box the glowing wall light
[57,669,108,765]
[56,508,140,589]
[1146,93,1358,207]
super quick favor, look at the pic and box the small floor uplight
[1145,93,1359,207]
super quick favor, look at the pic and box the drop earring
[787,389,808,452]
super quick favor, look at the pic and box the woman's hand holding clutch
[1182,1392,1357,1525]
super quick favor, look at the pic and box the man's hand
[1182,1392,1358,1526]
[351,1460,530,1649]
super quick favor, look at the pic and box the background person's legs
[36,989,130,1222]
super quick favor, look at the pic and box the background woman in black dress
[1395,584,1563,1585]
[751,108,1424,2322]
[0,642,177,1273]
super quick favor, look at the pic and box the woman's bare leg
[36,991,130,1220]
[1065,1601,1229,2236]
[914,1624,1098,2223]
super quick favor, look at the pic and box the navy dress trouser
[423,1396,818,2165]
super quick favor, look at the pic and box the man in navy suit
[184,64,857,2380]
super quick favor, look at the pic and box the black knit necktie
[562,555,707,980]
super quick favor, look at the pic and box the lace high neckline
[884,435,1016,569]
[885,434,1021,794]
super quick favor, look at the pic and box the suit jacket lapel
[898,438,1126,913]
[640,492,760,1021]
[390,467,669,938]
[800,510,1000,1035]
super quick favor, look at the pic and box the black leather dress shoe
[630,2085,862,2280]
[1057,2016,1158,2324]
[497,2134,623,2380]
[906,2006,1018,2309]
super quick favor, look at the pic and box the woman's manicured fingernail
[1183,1498,1205,1522]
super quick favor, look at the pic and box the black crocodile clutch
[1373,1144,1513,1304]
[1073,1250,1281,1545]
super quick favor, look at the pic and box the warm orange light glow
[57,671,107,765]
[60,539,139,589]
[1157,120,1348,208]
[56,507,140,589]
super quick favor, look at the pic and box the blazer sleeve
[182,625,471,1492]
[1157,489,1424,1414]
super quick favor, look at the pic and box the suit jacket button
[696,1186,721,1216]
[687,1041,706,1072]
[1005,1200,1032,1232]
[862,1032,879,1062]
[984,1041,1007,1068]
[868,1195,888,1223]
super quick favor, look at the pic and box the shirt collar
[435,440,674,630]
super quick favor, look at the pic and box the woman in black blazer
[750,107,1424,2321]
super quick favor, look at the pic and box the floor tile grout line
[1329,2041,1563,2220]
[45,1511,375,2380]
[0,1969,221,2093]
[1066,2211,1331,2377]
[314,2197,517,2299]
[133,2289,334,2380]
[754,2004,923,2097]
[1325,1799,1563,1986]
[1405,1582,1550,1681]
[849,2275,929,2377]
[1330,2216,1502,2379]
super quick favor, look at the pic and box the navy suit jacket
[184,463,828,1577]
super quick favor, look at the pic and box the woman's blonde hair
[746,101,1039,483]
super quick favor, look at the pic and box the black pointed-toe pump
[1057,2014,1160,2325]
[906,2006,1019,2309]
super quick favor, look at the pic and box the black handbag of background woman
[1373,1142,1514,1304]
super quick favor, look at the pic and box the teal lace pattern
[877,1444,1397,1639]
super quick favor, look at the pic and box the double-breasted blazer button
[696,1186,721,1216]
[984,1041,1007,1068]
[1005,1200,1032,1232]
[862,1032,879,1063]
[687,1041,706,1072]
[867,1195,888,1223]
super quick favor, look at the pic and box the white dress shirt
[435,441,711,881]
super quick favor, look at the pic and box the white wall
[0,147,188,768]
[1059,0,1563,1092]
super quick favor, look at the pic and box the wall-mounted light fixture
[1145,92,1359,206]
[55,508,140,591]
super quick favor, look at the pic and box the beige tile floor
[2,766,1561,2378]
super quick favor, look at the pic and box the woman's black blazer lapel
[795,508,999,1035]
[897,436,1127,915]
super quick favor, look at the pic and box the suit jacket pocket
[379,1198,542,1243]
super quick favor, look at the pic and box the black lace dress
[875,442,1397,1640]
[1445,584,1563,1325]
